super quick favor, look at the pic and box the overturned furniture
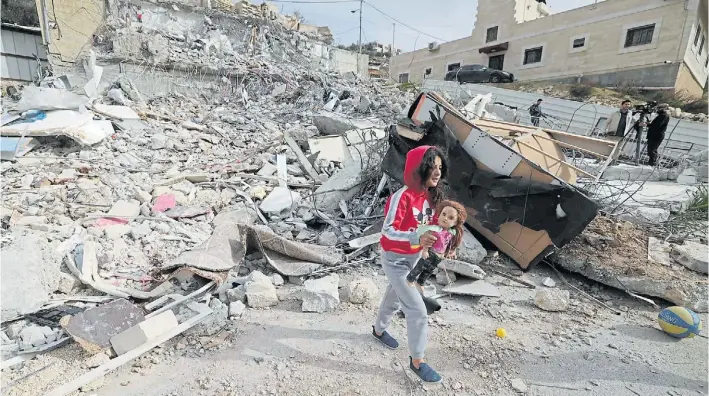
[383,92,604,269]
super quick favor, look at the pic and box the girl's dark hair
[417,146,448,207]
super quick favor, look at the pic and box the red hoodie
[380,145,435,255]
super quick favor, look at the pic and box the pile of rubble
[1,2,707,394]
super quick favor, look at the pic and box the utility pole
[391,23,395,57]
[357,0,363,74]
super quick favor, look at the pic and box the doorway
[489,54,504,70]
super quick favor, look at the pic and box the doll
[406,200,467,286]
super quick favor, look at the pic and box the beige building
[391,0,709,97]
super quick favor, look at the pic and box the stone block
[64,298,145,354]
[302,274,340,313]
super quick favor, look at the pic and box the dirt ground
[3,261,708,396]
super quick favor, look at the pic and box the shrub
[569,84,593,99]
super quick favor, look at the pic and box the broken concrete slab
[438,260,486,280]
[20,326,47,348]
[63,298,145,354]
[1,231,61,319]
[259,187,301,215]
[346,278,378,305]
[618,206,670,225]
[648,237,673,266]
[601,164,677,182]
[534,288,570,312]
[229,301,246,317]
[456,229,487,265]
[245,271,278,308]
[57,272,81,294]
[442,280,500,297]
[110,310,179,356]
[436,270,457,285]
[107,199,141,219]
[302,274,340,313]
[554,250,708,313]
[670,241,709,274]
[313,159,363,212]
[92,103,140,120]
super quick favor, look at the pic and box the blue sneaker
[409,357,442,383]
[372,326,399,349]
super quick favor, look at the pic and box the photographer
[646,103,670,166]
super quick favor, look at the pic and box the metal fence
[1,24,48,83]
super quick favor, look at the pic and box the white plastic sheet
[1,110,107,145]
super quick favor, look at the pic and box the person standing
[372,145,448,383]
[529,99,543,127]
[604,100,635,161]
[646,103,670,166]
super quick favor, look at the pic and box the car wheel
[490,74,501,83]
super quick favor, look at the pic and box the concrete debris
[317,231,338,246]
[456,229,488,265]
[647,237,673,266]
[346,278,378,304]
[436,270,457,285]
[110,311,179,356]
[442,280,500,297]
[617,206,670,225]
[534,289,570,312]
[259,187,301,215]
[229,301,246,318]
[63,298,145,354]
[670,241,709,274]
[438,260,486,280]
[542,277,557,288]
[302,274,340,313]
[510,378,528,393]
[245,271,279,308]
[227,285,247,303]
[84,352,111,369]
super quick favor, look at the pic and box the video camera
[632,100,658,115]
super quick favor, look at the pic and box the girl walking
[372,145,448,383]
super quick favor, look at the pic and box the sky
[253,0,597,52]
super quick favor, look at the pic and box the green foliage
[687,185,708,213]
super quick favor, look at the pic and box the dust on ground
[3,263,707,396]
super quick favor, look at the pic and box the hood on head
[404,145,433,192]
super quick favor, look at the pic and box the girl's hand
[422,250,429,259]
[419,231,437,248]
[447,251,457,260]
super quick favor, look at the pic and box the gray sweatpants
[374,250,428,359]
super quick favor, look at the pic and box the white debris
[302,274,340,313]
[671,241,709,274]
[245,271,279,308]
[534,289,570,312]
[346,278,378,304]
[542,277,556,288]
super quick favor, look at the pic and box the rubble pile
[1,3,707,394]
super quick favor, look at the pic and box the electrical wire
[361,0,446,42]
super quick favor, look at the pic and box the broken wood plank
[283,130,323,182]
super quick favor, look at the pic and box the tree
[1,0,40,27]
[293,10,308,24]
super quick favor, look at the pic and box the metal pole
[392,23,395,57]
[357,0,363,74]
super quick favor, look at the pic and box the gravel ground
[3,264,707,396]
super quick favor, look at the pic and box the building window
[694,24,702,46]
[572,37,586,48]
[523,47,543,65]
[489,55,504,70]
[398,73,409,83]
[424,68,432,77]
[624,24,655,47]
[447,63,461,72]
[486,26,498,43]
[699,35,706,56]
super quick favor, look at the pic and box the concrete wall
[329,48,369,77]
[35,0,105,67]
[1,25,48,82]
[393,0,708,93]
[678,0,709,95]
